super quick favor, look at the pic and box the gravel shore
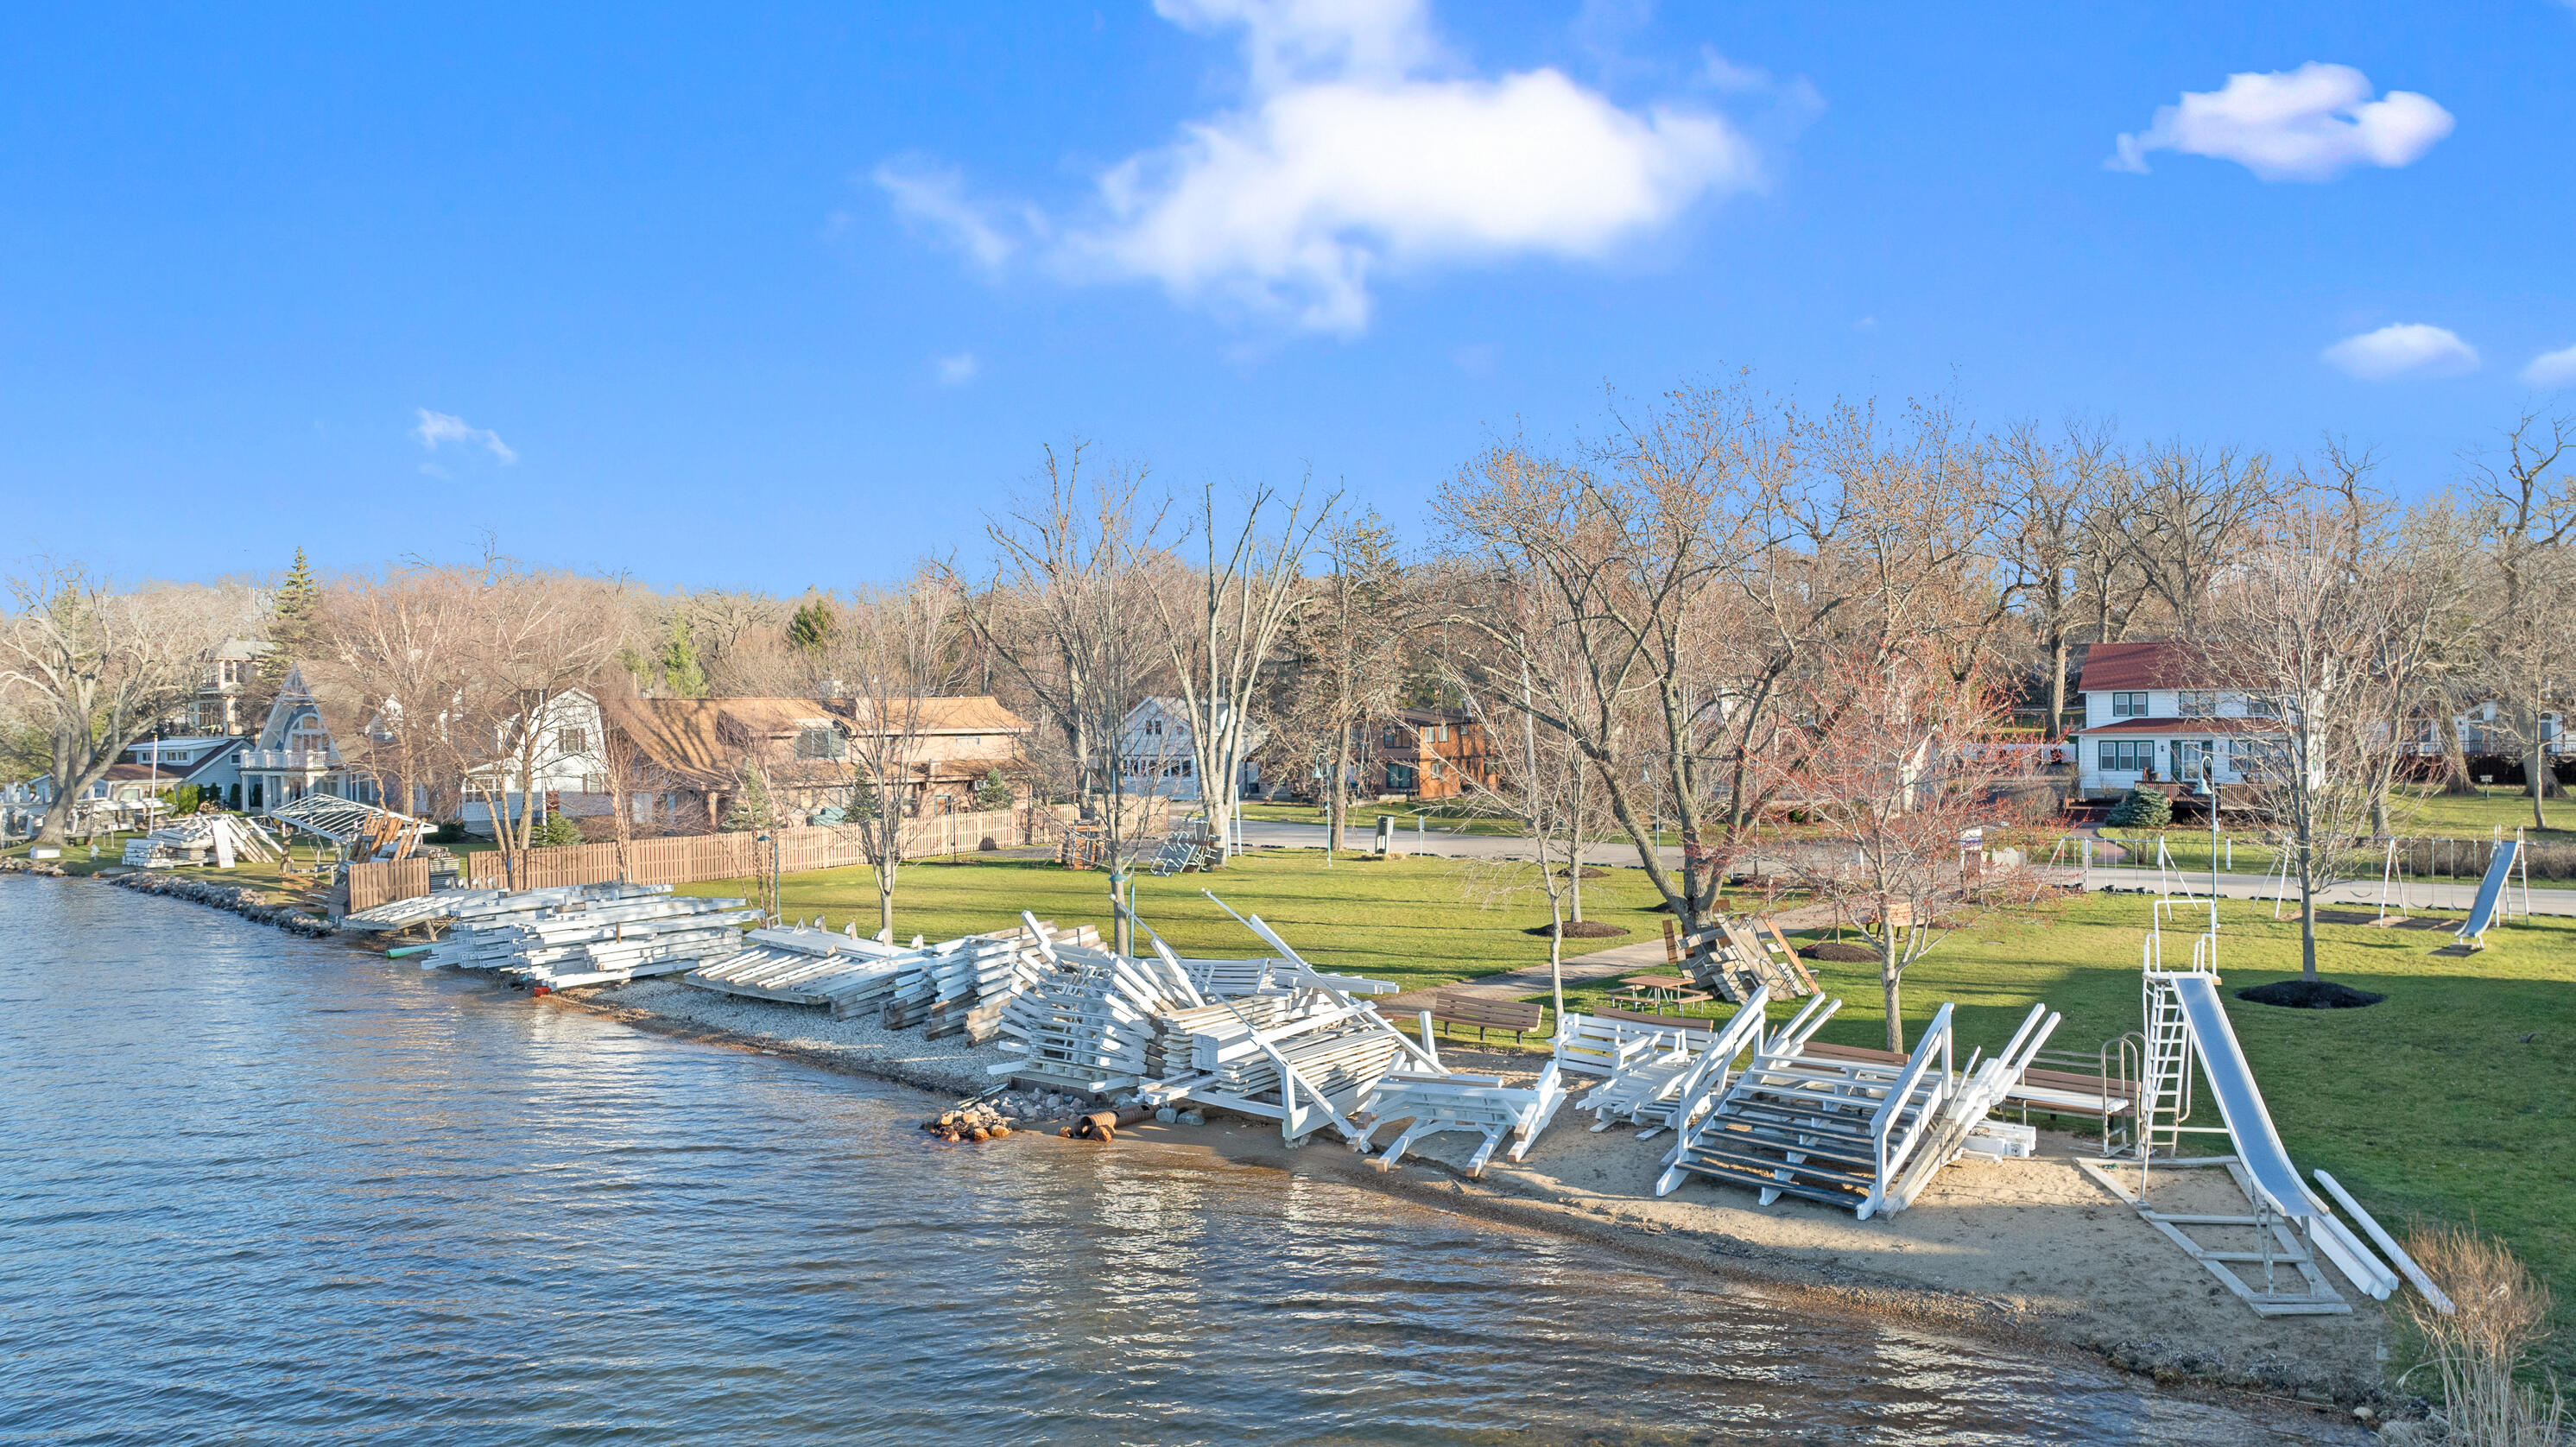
[559,976,1023,1099]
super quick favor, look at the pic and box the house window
[2173,739,2220,779]
[794,727,846,760]
[2177,692,2215,717]
[959,735,983,747]
[2111,692,2150,717]
[557,728,587,755]
[2244,695,2281,719]
[2099,739,2154,773]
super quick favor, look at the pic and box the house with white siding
[2071,641,2288,799]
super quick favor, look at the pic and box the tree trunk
[2439,715,2475,796]
[2046,635,2071,738]
[1881,924,1906,1053]
[2298,843,2319,983]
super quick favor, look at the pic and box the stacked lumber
[991,942,1188,1093]
[424,891,756,987]
[686,925,912,1008]
[881,920,1102,1039]
[359,881,671,932]
[122,813,281,869]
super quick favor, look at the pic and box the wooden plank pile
[1673,918,1819,1003]
[882,920,1101,1040]
[991,938,1194,1094]
[122,813,281,869]
[422,890,756,988]
[686,924,912,1010]
[362,881,672,932]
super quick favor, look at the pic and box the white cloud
[2320,324,2479,381]
[876,158,1020,270]
[2522,345,2576,390]
[934,351,978,385]
[879,0,1765,334]
[412,408,516,464]
[2110,63,2453,181]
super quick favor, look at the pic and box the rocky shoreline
[101,869,337,935]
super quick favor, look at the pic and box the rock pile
[1,857,69,877]
[111,870,333,935]
[921,1102,1015,1143]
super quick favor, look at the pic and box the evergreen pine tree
[264,547,321,684]
[787,594,837,653]
[661,615,707,698]
[725,762,775,831]
[974,768,1012,811]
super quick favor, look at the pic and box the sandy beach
[546,975,2400,1419]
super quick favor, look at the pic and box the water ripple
[0,882,2342,1445]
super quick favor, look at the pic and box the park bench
[1429,990,1547,1046]
[1803,1040,2136,1125]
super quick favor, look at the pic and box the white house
[1117,698,1267,803]
[2429,700,2570,761]
[2072,641,2286,798]
[239,666,381,812]
[461,688,610,835]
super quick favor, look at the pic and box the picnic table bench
[1609,973,1713,1014]
[1428,990,1547,1046]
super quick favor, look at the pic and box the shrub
[532,812,585,847]
[2105,788,2172,829]
[2404,1223,2564,1446]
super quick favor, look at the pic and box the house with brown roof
[1371,708,1499,800]
[594,693,1032,831]
[2072,641,2287,798]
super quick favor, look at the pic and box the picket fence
[458,807,1044,893]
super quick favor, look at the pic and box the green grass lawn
[2386,783,2573,841]
[676,850,1677,995]
[686,850,2576,1362]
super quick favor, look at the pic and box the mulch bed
[1523,919,1631,938]
[1801,940,1878,963]
[2236,980,2386,1010]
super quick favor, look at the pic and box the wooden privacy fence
[348,857,432,914]
[462,808,1044,892]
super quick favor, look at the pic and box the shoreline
[24,870,2408,1431]
[541,977,2402,1431]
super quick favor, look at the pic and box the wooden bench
[1802,1042,2136,1122]
[1429,991,1547,1046]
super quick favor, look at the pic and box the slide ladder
[2083,966,2401,1317]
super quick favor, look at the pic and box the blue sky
[7,2,2573,590]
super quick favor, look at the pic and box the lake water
[0,880,2352,1444]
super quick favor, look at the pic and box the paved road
[1236,817,1683,867]
[1237,817,2576,919]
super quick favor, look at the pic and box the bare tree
[2460,413,2576,824]
[2209,496,2437,982]
[1772,649,2050,1051]
[2120,442,2283,636]
[1147,479,1335,861]
[454,566,627,856]
[1994,418,2122,734]
[946,442,1174,951]
[832,574,963,942]
[0,566,232,843]
[1274,510,1410,860]
[305,564,481,823]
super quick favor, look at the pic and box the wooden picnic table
[1611,973,1713,1014]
